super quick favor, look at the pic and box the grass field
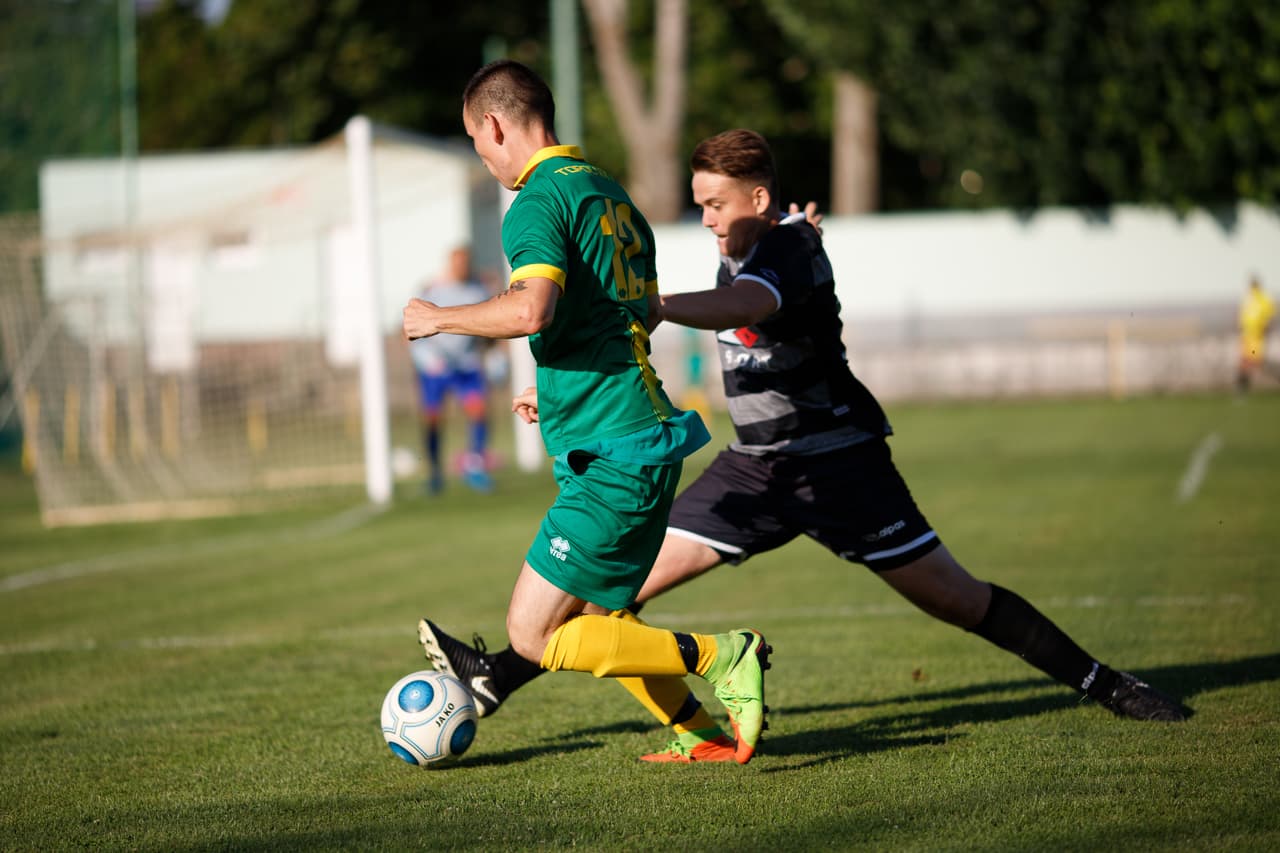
[2,393,1278,851]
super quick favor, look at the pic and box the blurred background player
[1236,274,1276,394]
[408,246,494,493]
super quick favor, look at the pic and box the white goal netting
[0,120,497,525]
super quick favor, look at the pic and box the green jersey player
[402,60,769,764]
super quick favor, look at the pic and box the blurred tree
[581,0,687,223]
[133,0,826,217]
[0,0,121,212]
[125,0,1279,214]
[580,0,828,217]
[763,0,1280,210]
[137,0,550,149]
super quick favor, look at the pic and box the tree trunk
[582,0,687,223]
[831,70,878,215]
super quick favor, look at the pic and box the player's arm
[404,277,559,340]
[659,281,779,330]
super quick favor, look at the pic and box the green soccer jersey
[503,145,682,456]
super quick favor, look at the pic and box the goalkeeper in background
[418,128,1189,764]
[409,245,494,494]
[402,60,770,764]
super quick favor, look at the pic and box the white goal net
[0,119,498,525]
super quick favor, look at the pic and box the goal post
[344,115,391,506]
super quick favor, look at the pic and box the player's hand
[646,295,665,335]
[512,386,539,424]
[403,298,441,340]
[788,201,823,235]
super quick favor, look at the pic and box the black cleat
[1097,670,1188,722]
[417,619,504,717]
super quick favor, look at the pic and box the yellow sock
[672,706,720,738]
[607,609,713,727]
[690,633,719,677]
[616,675,700,725]
[540,614,687,677]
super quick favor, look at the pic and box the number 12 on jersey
[599,199,647,302]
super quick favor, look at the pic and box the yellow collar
[514,145,584,188]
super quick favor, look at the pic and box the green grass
[2,393,1278,851]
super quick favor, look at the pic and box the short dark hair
[463,60,556,131]
[690,129,779,200]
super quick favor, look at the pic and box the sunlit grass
[1,393,1277,851]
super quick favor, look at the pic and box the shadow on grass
[461,738,601,767]
[444,653,1280,768]
[762,652,1280,769]
[786,651,1280,718]
[461,721,651,767]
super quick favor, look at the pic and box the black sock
[673,633,701,673]
[670,692,703,727]
[491,647,545,697]
[969,584,1114,695]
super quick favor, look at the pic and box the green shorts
[526,451,682,610]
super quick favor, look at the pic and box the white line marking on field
[0,594,1255,658]
[1177,431,1223,503]
[0,624,413,657]
[0,502,388,594]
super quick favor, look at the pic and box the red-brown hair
[690,129,779,200]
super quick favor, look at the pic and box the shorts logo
[549,537,572,562]
[862,519,905,543]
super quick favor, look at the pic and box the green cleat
[705,629,771,764]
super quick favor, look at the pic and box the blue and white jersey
[409,279,492,376]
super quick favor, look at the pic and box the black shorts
[667,439,941,572]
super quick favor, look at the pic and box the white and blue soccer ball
[380,670,478,767]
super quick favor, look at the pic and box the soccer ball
[380,670,478,767]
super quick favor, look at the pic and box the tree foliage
[765,0,1280,210]
[3,0,1275,214]
[0,0,121,211]
[137,0,551,150]
[580,0,827,214]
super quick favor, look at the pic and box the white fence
[648,203,1279,402]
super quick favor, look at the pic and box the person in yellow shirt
[1237,275,1276,393]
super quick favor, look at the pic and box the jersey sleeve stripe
[510,263,567,290]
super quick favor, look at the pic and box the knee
[940,581,991,629]
[506,613,550,665]
[884,548,991,629]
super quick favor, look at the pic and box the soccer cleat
[640,734,738,764]
[417,619,504,717]
[461,453,493,493]
[1096,670,1188,722]
[463,468,494,493]
[706,629,771,764]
